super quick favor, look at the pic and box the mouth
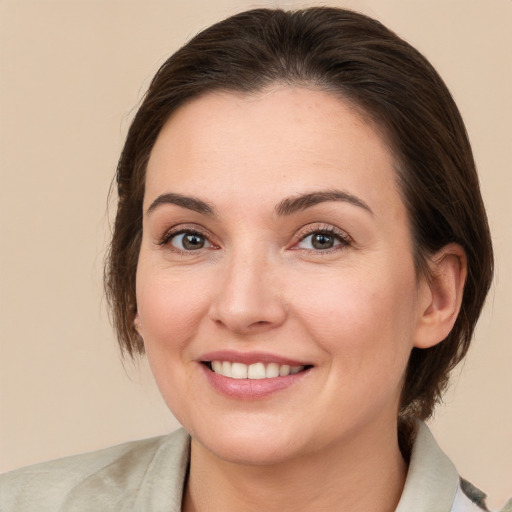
[202,360,313,380]
[198,352,314,399]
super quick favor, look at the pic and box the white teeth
[210,360,306,379]
[279,364,290,376]
[222,361,232,378]
[266,362,280,378]
[212,361,223,373]
[231,362,248,379]
[247,362,266,379]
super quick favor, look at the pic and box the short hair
[105,7,493,424]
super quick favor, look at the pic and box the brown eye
[170,232,210,251]
[296,229,349,252]
[311,233,335,249]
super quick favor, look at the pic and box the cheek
[135,265,210,419]
[289,264,418,370]
[135,265,211,352]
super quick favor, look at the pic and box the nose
[208,250,287,335]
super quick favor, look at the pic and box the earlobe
[413,244,467,349]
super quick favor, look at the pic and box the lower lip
[200,364,311,400]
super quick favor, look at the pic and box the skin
[135,87,466,512]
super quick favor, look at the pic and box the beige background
[0,0,510,507]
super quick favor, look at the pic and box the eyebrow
[275,190,373,216]
[145,189,372,218]
[146,193,216,216]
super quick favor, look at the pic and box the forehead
[145,87,402,220]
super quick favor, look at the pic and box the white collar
[396,421,485,511]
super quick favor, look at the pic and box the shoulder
[0,428,190,512]
[396,421,510,512]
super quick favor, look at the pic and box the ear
[413,244,467,349]
[134,312,143,335]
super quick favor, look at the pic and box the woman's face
[136,87,430,465]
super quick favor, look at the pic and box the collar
[140,422,462,511]
[396,420,460,511]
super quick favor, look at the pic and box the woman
[1,7,507,512]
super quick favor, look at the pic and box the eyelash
[293,225,351,253]
[158,226,216,254]
[158,224,351,255]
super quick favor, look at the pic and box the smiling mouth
[203,361,313,379]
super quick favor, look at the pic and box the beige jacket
[1,422,509,511]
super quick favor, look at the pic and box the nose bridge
[209,241,286,333]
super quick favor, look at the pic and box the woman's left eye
[296,229,349,251]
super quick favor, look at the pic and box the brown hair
[105,7,493,422]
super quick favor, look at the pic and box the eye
[295,227,350,252]
[166,230,212,251]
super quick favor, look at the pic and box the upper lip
[198,350,312,367]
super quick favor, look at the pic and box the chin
[189,421,310,466]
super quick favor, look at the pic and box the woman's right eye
[165,231,212,251]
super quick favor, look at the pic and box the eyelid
[291,223,352,250]
[156,222,350,253]
[158,223,218,248]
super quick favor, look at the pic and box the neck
[182,419,408,512]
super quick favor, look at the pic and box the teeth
[266,362,280,378]
[222,361,232,378]
[247,362,266,379]
[279,364,290,376]
[209,361,306,379]
[231,362,248,379]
